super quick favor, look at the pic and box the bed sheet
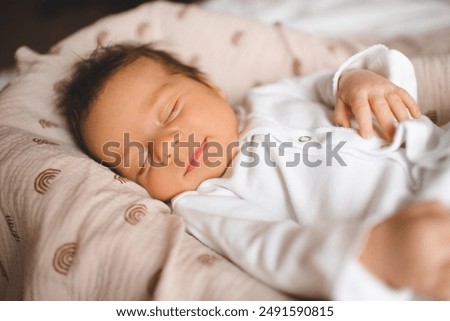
[202,0,450,56]
[201,0,450,38]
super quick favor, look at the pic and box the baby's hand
[360,201,450,299]
[335,69,421,140]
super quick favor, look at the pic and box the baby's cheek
[142,171,181,201]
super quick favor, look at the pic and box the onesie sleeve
[172,187,413,300]
[317,44,418,108]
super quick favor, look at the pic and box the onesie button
[298,136,311,142]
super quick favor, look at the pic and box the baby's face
[82,57,239,201]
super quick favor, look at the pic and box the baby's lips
[185,139,207,173]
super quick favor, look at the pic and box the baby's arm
[173,190,412,300]
[336,69,421,140]
[360,201,450,300]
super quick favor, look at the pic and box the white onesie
[172,45,450,300]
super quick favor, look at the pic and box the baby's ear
[200,75,227,101]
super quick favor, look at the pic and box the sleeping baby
[58,43,450,300]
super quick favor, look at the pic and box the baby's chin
[148,170,225,202]
[143,176,198,202]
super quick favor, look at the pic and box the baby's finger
[385,92,409,122]
[334,97,351,128]
[370,96,396,140]
[396,87,421,118]
[351,97,373,139]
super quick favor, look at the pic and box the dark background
[0,0,198,69]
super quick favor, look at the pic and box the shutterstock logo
[101,132,347,169]
[242,132,347,168]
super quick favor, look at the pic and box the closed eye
[136,163,146,178]
[164,100,181,125]
[135,151,149,179]
[136,141,153,180]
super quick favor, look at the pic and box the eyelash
[136,164,146,177]
[163,100,180,125]
[136,143,153,178]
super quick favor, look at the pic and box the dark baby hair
[56,43,208,154]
